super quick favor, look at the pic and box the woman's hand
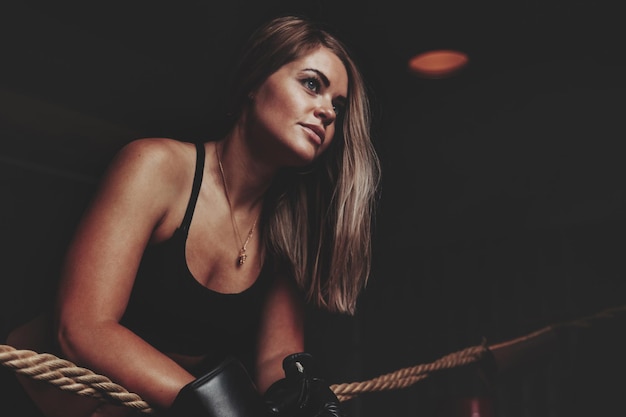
[168,356,265,417]
[263,353,343,417]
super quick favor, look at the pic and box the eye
[302,77,321,93]
[333,103,345,118]
[333,100,346,119]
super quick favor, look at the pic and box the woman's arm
[54,138,196,410]
[255,275,344,417]
[254,273,305,393]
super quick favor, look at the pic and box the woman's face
[246,46,349,167]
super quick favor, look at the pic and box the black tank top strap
[180,141,205,234]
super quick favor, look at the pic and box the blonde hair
[227,15,381,314]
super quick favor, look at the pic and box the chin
[285,156,316,169]
[284,144,321,167]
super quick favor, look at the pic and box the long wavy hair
[224,15,381,314]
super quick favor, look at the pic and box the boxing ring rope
[2,304,625,414]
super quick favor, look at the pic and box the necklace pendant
[238,249,247,266]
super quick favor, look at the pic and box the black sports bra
[120,141,273,373]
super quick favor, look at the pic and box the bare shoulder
[81,138,202,243]
[115,137,194,168]
[109,138,198,185]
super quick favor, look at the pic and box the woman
[7,14,380,417]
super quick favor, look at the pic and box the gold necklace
[216,143,259,266]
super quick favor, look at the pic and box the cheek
[254,92,299,133]
[256,79,295,110]
[249,92,287,130]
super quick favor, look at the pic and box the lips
[301,123,325,145]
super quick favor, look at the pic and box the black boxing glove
[169,356,265,417]
[263,353,343,417]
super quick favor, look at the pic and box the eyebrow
[303,68,330,86]
[303,68,347,104]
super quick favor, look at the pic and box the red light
[408,49,469,79]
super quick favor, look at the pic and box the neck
[214,136,274,212]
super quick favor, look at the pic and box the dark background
[2,1,625,416]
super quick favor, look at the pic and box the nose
[315,101,336,126]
